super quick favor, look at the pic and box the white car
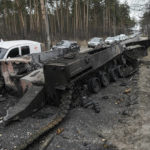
[105,37,115,44]
[0,40,42,60]
[113,34,128,42]
[88,37,104,48]
[114,35,121,42]
[119,34,128,40]
[129,34,136,38]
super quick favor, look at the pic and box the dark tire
[88,77,101,93]
[100,72,110,87]
[117,66,124,78]
[110,69,118,82]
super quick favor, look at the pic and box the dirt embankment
[104,52,150,150]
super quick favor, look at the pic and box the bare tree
[40,0,51,49]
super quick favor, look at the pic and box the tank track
[15,90,72,150]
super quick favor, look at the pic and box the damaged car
[51,40,80,55]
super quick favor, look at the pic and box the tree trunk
[86,0,89,37]
[40,0,51,49]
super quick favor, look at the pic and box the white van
[0,40,42,60]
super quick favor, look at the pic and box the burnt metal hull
[3,37,150,124]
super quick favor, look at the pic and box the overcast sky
[119,0,149,21]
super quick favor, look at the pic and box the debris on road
[93,102,101,113]
[124,88,131,94]
[82,97,101,113]
[120,82,127,86]
[56,128,64,135]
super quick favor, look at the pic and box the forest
[0,0,135,46]
[141,0,150,37]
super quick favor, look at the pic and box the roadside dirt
[0,51,150,150]
[106,53,150,150]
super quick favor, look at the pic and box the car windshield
[90,38,100,42]
[56,40,70,47]
[0,47,7,59]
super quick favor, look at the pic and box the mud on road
[0,52,150,150]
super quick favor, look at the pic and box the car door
[6,47,20,58]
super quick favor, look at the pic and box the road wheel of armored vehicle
[116,66,124,78]
[88,77,101,93]
[99,72,110,87]
[109,69,118,82]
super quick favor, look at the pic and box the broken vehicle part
[4,86,45,124]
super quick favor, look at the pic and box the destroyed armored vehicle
[3,37,149,121]
[51,40,80,55]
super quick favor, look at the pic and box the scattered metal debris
[124,88,131,94]
[82,97,101,113]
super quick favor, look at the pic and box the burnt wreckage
[0,37,150,150]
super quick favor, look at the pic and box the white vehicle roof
[119,34,126,36]
[105,37,114,40]
[90,37,103,40]
[0,40,41,49]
